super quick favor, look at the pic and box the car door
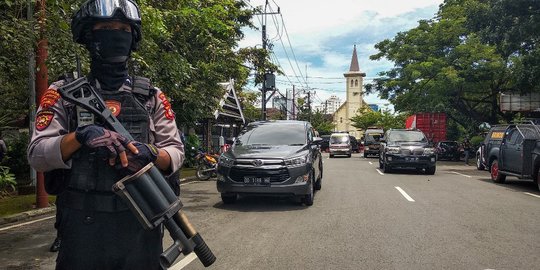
[502,128,523,173]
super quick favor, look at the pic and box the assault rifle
[58,77,216,268]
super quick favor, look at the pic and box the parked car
[379,129,437,174]
[363,127,384,158]
[216,120,324,205]
[476,125,507,171]
[329,133,352,158]
[435,141,461,161]
[320,135,330,152]
[489,122,540,190]
[349,135,360,153]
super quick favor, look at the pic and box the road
[1,153,539,270]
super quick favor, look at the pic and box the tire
[347,153,352,158]
[363,152,368,158]
[536,167,540,191]
[196,163,212,180]
[303,172,315,206]
[379,159,383,169]
[490,159,506,183]
[314,161,322,191]
[476,155,485,170]
[221,193,237,204]
[329,154,334,158]
[425,166,436,175]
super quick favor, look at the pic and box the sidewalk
[0,176,198,227]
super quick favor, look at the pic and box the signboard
[500,92,540,112]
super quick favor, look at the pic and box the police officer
[27,0,184,269]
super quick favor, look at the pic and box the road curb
[0,176,198,227]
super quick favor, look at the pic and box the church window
[350,79,353,87]
[340,117,343,123]
[355,79,358,87]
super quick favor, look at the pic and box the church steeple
[349,44,360,72]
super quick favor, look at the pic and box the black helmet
[71,0,142,50]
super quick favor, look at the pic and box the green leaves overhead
[368,0,540,133]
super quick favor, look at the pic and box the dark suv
[475,125,507,171]
[216,120,323,206]
[379,129,437,174]
[435,141,461,161]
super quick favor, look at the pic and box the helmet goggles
[78,0,141,22]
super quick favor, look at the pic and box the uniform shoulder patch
[35,109,55,131]
[40,88,61,109]
[105,100,122,117]
[158,92,175,120]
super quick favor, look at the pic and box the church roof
[344,45,366,77]
[349,45,360,72]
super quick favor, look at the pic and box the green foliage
[470,135,484,149]
[3,132,31,185]
[309,111,335,135]
[183,134,201,168]
[351,106,407,131]
[367,0,540,134]
[0,166,16,198]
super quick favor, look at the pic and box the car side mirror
[379,138,386,143]
[312,137,323,145]
[225,137,235,145]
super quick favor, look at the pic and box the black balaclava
[87,29,133,91]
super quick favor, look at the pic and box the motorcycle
[194,148,219,180]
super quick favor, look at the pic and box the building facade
[333,45,366,139]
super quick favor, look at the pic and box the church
[332,45,367,139]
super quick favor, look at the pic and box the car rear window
[330,135,349,144]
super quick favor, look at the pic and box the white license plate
[244,176,271,185]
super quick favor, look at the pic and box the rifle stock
[58,77,216,268]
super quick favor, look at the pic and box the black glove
[120,142,159,173]
[75,124,131,159]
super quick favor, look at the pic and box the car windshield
[235,122,306,146]
[330,135,349,144]
[365,133,383,142]
[388,131,427,142]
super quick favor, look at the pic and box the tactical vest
[63,76,155,212]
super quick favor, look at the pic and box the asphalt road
[1,153,539,270]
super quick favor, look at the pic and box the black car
[435,141,461,161]
[379,129,437,174]
[475,125,507,171]
[349,135,359,153]
[320,135,330,152]
[216,120,323,206]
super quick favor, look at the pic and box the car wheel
[379,158,383,169]
[476,155,485,170]
[315,161,322,191]
[425,166,436,175]
[363,152,368,158]
[347,153,352,158]
[490,159,506,183]
[221,193,237,204]
[536,167,540,191]
[329,154,334,158]
[303,172,315,206]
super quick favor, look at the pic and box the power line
[279,13,309,87]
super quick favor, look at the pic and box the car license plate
[405,157,418,161]
[244,176,271,185]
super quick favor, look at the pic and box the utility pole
[35,0,49,208]
[325,100,328,114]
[292,85,296,120]
[307,91,312,122]
[254,0,279,120]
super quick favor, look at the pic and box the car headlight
[423,148,435,155]
[218,155,235,167]
[284,155,309,168]
[364,146,369,150]
[386,146,400,154]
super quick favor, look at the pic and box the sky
[238,0,444,111]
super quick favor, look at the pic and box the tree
[351,106,406,131]
[366,0,540,134]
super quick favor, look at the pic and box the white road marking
[0,215,55,232]
[450,171,472,178]
[169,252,198,270]
[180,181,198,186]
[524,192,540,199]
[395,186,415,202]
[376,169,384,176]
[368,162,373,165]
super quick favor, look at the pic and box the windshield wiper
[288,144,304,146]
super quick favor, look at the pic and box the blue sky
[239,0,444,111]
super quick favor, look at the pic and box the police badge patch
[158,92,175,120]
[105,100,122,117]
[40,89,61,109]
[35,109,54,131]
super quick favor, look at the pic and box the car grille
[400,148,424,156]
[229,168,290,183]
